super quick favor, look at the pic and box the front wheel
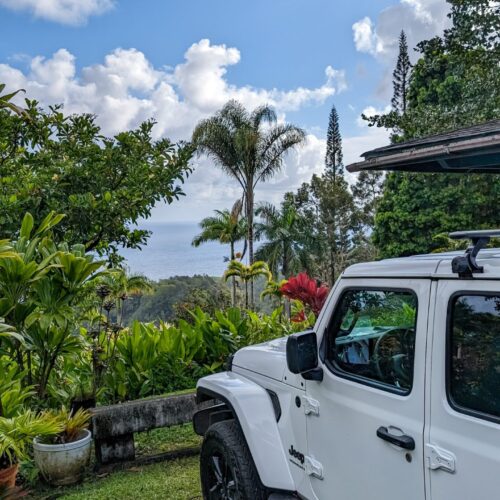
[200,420,267,500]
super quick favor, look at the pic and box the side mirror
[286,331,323,381]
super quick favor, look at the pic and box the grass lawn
[29,424,203,499]
[57,456,201,500]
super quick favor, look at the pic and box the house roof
[346,119,500,174]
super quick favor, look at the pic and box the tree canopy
[0,96,193,264]
[366,0,500,257]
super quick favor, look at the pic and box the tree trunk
[244,281,249,309]
[282,244,291,319]
[230,241,236,307]
[246,186,255,308]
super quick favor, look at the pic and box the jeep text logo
[288,445,305,464]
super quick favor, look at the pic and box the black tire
[200,419,268,500]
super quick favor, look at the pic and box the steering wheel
[373,329,414,388]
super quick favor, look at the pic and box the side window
[449,294,500,420]
[326,289,418,393]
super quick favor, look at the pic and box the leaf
[20,213,34,239]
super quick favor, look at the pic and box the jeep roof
[344,248,500,279]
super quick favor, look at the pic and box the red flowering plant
[279,273,329,318]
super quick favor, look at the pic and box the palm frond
[251,105,277,129]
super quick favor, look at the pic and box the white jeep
[193,124,500,500]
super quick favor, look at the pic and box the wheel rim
[206,452,237,500]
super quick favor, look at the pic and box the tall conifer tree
[324,105,343,181]
[392,30,412,114]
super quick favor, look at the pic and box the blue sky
[0,0,450,221]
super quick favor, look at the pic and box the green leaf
[20,213,34,239]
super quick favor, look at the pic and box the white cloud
[353,17,384,56]
[0,39,346,141]
[352,0,450,61]
[0,39,350,221]
[0,0,114,25]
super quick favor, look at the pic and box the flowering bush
[280,273,329,317]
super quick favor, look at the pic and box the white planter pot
[33,429,92,486]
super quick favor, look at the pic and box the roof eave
[346,132,500,173]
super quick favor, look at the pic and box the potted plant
[0,411,62,489]
[33,408,92,486]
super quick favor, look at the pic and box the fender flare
[195,371,295,492]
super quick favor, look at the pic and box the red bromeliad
[280,273,329,317]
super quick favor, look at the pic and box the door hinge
[302,396,320,416]
[305,455,324,480]
[426,444,456,474]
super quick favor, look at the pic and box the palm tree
[192,205,247,306]
[192,100,305,305]
[96,268,153,326]
[255,201,310,279]
[223,260,272,309]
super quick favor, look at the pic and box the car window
[449,294,500,420]
[326,289,417,393]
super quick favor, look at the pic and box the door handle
[377,426,415,450]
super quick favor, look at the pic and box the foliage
[0,411,63,466]
[255,200,311,279]
[0,94,193,264]
[324,105,343,179]
[0,212,105,399]
[280,273,329,317]
[122,275,227,324]
[192,205,247,306]
[223,260,272,308]
[0,84,26,116]
[293,172,360,285]
[364,0,500,257]
[172,286,231,323]
[192,206,247,258]
[245,307,314,345]
[373,171,500,258]
[0,360,33,418]
[351,170,384,230]
[192,100,305,305]
[391,30,412,117]
[40,407,91,445]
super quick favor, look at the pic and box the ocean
[120,222,235,279]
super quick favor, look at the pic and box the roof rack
[449,230,500,277]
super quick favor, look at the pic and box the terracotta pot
[0,463,19,489]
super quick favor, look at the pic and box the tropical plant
[0,360,33,419]
[0,411,63,467]
[0,212,106,399]
[192,204,247,305]
[223,260,272,309]
[94,268,153,326]
[192,100,305,305]
[280,273,329,317]
[40,407,91,445]
[255,201,310,279]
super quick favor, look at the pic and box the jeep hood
[232,337,304,389]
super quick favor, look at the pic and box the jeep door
[426,280,500,500]
[305,278,430,500]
